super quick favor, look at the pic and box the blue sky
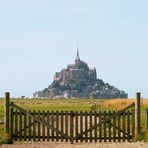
[0,0,148,98]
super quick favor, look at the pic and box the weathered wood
[33,110,36,141]
[99,111,102,142]
[13,135,132,141]
[10,107,14,141]
[65,111,68,142]
[38,110,41,141]
[118,112,121,142]
[94,111,97,142]
[19,111,22,141]
[127,110,131,142]
[11,103,70,141]
[107,117,130,138]
[119,103,135,113]
[74,103,135,141]
[15,116,40,136]
[47,111,50,141]
[108,111,111,142]
[80,111,83,142]
[75,111,78,143]
[24,113,27,141]
[51,111,54,141]
[28,110,32,141]
[85,111,88,142]
[15,110,18,141]
[56,111,59,142]
[4,92,10,136]
[122,112,126,142]
[9,101,135,143]
[8,107,134,116]
[70,111,74,144]
[135,92,141,137]
[42,111,45,141]
[132,108,135,138]
[61,111,64,142]
[89,111,92,142]
[113,111,116,142]
[104,111,107,142]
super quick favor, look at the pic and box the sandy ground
[1,142,148,148]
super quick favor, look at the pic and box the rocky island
[33,50,128,99]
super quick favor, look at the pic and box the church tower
[75,49,80,64]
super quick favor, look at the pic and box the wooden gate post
[4,92,10,136]
[135,92,141,137]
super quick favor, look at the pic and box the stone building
[54,50,97,84]
[33,50,128,99]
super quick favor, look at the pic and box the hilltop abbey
[34,50,127,99]
[54,50,97,84]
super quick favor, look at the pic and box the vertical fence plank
[19,111,22,141]
[108,111,111,142]
[80,111,83,142]
[70,111,74,144]
[24,113,27,141]
[75,111,78,143]
[104,111,107,142]
[10,107,14,141]
[85,111,88,142]
[42,111,45,141]
[118,113,121,142]
[47,111,50,141]
[90,111,92,142]
[99,111,102,142]
[122,112,126,142]
[113,111,116,142]
[65,111,68,142]
[56,111,59,142]
[33,110,36,141]
[28,110,32,141]
[132,108,135,138]
[51,111,54,142]
[127,110,131,142]
[94,111,97,142]
[61,111,64,142]
[38,110,41,141]
[15,110,18,141]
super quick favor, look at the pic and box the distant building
[54,50,97,84]
[33,50,128,99]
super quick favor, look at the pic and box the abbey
[54,50,97,85]
[33,50,128,99]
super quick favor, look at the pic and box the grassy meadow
[0,98,148,143]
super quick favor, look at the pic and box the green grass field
[0,98,148,143]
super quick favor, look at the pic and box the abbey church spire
[77,49,80,60]
[76,46,80,62]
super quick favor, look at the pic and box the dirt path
[1,142,148,148]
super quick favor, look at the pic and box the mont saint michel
[34,51,127,99]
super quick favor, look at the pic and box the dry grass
[92,99,133,111]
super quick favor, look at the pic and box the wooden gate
[7,101,135,143]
